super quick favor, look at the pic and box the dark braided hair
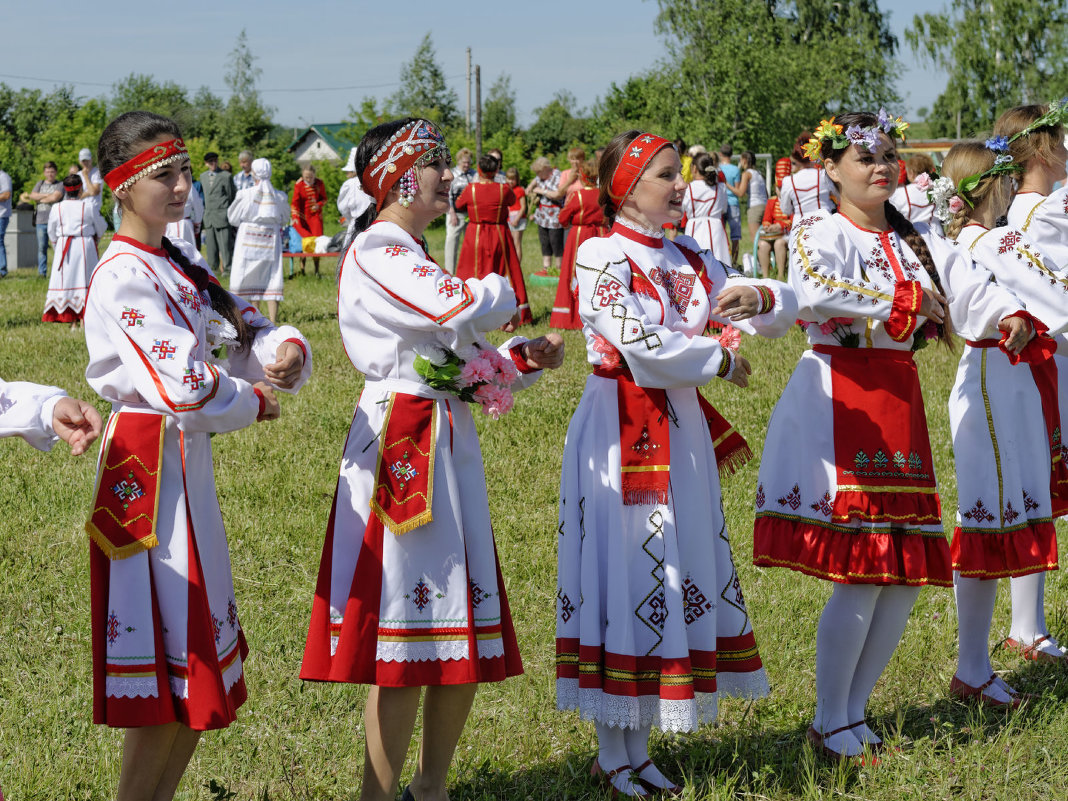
[821,111,952,345]
[159,237,253,350]
[99,111,253,350]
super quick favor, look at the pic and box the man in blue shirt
[717,144,741,265]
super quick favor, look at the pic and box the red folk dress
[550,187,607,329]
[291,177,327,237]
[455,181,532,325]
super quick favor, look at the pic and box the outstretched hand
[521,333,565,370]
[253,382,280,421]
[265,341,305,389]
[998,315,1034,355]
[713,286,761,321]
[52,397,103,456]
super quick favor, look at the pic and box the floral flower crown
[801,108,909,163]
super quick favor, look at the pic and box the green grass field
[2,231,1068,800]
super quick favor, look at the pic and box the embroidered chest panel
[864,235,920,285]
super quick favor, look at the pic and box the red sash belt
[967,333,1068,515]
[814,345,940,524]
[58,236,73,271]
[370,393,436,534]
[593,366,751,499]
[86,412,166,559]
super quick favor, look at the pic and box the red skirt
[456,221,532,325]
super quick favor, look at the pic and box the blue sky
[4,0,945,129]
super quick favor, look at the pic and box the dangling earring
[398,167,418,208]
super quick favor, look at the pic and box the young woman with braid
[753,111,1033,759]
[989,100,1068,663]
[936,140,1068,703]
[83,111,311,800]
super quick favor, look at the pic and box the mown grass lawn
[2,230,1067,800]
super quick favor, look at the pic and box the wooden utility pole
[475,64,482,160]
[466,48,472,134]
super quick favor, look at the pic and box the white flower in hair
[206,315,240,348]
[929,176,959,225]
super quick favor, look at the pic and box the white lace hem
[375,636,504,663]
[717,667,770,699]
[106,676,158,699]
[556,680,718,732]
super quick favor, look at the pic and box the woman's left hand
[713,286,761,321]
[521,333,565,370]
[265,341,305,389]
[998,315,1034,355]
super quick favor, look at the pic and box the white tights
[813,583,920,756]
[595,722,676,796]
[1008,572,1065,657]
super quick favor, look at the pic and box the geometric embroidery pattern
[151,339,177,360]
[1023,490,1040,513]
[411,264,435,278]
[411,578,431,612]
[1003,501,1020,525]
[682,576,713,624]
[963,497,996,523]
[176,286,202,313]
[634,509,668,655]
[385,245,410,257]
[557,587,576,623]
[227,598,238,629]
[121,306,145,327]
[212,613,222,644]
[810,491,832,516]
[469,580,488,608]
[777,484,802,511]
[110,475,144,507]
[182,368,206,390]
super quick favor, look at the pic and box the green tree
[483,73,517,138]
[628,0,901,155]
[907,0,1068,138]
[110,74,193,131]
[220,29,274,153]
[189,86,225,141]
[388,33,460,128]
[524,91,590,156]
[0,84,87,192]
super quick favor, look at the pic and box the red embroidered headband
[104,138,188,192]
[608,133,673,206]
[361,119,450,210]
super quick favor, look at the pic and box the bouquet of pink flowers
[413,339,519,419]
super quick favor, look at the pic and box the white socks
[1008,572,1065,657]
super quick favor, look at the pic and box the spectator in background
[527,156,564,275]
[291,164,329,275]
[19,162,64,277]
[488,148,508,183]
[505,166,527,262]
[234,150,255,191]
[77,148,104,216]
[725,150,768,243]
[43,174,107,328]
[0,162,10,277]
[229,158,289,323]
[681,152,731,264]
[716,143,742,264]
[445,147,475,275]
[541,147,587,203]
[675,138,691,182]
[200,151,236,274]
[779,132,837,225]
[889,153,937,224]
[337,146,373,251]
[757,158,795,281]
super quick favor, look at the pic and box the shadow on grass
[442,664,1068,800]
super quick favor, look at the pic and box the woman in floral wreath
[936,140,1068,701]
[299,118,563,801]
[991,99,1068,663]
[85,111,312,800]
[555,130,795,797]
[752,110,1034,759]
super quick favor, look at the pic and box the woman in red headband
[83,111,311,800]
[555,130,795,797]
[299,118,564,801]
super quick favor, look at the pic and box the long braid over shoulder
[160,237,254,350]
[883,201,952,344]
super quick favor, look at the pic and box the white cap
[79,148,93,162]
[343,146,358,172]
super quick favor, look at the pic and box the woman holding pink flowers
[300,118,563,801]
[555,131,795,797]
